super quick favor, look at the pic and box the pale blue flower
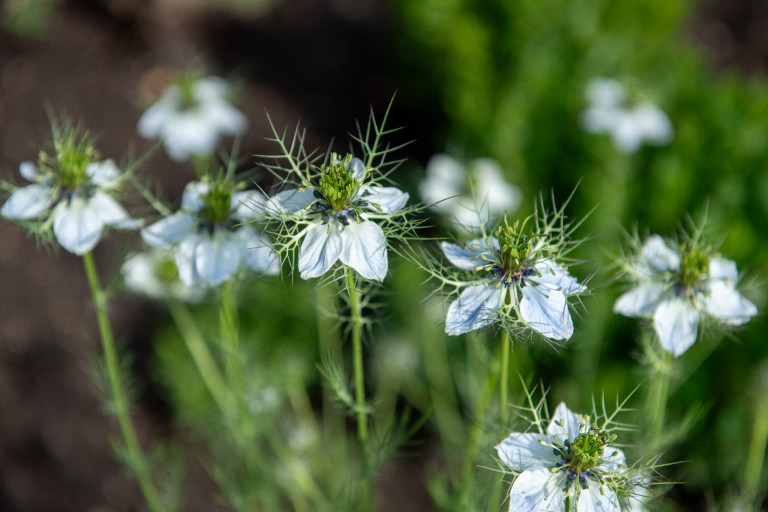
[142,180,278,286]
[268,155,409,282]
[614,235,757,356]
[496,403,627,512]
[138,76,247,161]
[441,236,583,339]
[581,78,672,153]
[1,159,136,255]
[122,250,206,303]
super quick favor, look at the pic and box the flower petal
[86,160,120,186]
[52,197,104,255]
[520,285,573,340]
[359,186,409,214]
[233,190,266,220]
[495,433,561,472]
[349,157,366,181]
[530,259,584,295]
[176,234,201,286]
[181,181,209,211]
[578,482,619,512]
[89,192,130,225]
[1,184,55,219]
[600,445,627,472]
[235,226,280,275]
[440,238,494,270]
[653,297,699,357]
[709,257,738,283]
[141,212,196,248]
[547,402,583,443]
[700,280,757,326]
[471,158,523,214]
[339,220,388,281]
[195,232,242,286]
[444,283,504,335]
[266,188,316,215]
[632,102,673,146]
[19,161,39,182]
[508,467,566,512]
[613,282,668,317]
[298,223,343,279]
[641,235,680,273]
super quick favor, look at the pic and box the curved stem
[344,268,373,510]
[82,251,166,512]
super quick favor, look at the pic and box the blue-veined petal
[339,220,387,281]
[267,188,316,215]
[141,212,196,248]
[195,231,242,285]
[613,282,667,317]
[52,197,104,255]
[299,222,343,279]
[349,157,366,180]
[495,432,560,472]
[445,283,504,335]
[578,482,619,512]
[507,467,565,512]
[700,280,757,326]
[546,402,583,443]
[530,259,584,295]
[0,183,55,219]
[440,239,494,270]
[600,445,627,472]
[359,186,408,213]
[653,297,699,357]
[520,284,573,340]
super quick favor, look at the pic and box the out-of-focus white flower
[420,154,522,231]
[1,129,138,255]
[581,78,673,153]
[439,215,584,339]
[122,250,206,303]
[268,153,408,282]
[138,76,247,162]
[614,234,757,356]
[496,402,628,512]
[142,178,279,287]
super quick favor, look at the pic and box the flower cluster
[1,127,137,255]
[142,176,279,287]
[614,234,756,356]
[433,207,585,339]
[581,78,673,153]
[138,75,247,162]
[419,153,522,232]
[496,402,645,512]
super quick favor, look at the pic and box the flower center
[566,427,613,473]
[202,178,234,226]
[317,153,362,213]
[176,74,200,111]
[157,256,180,283]
[44,130,99,193]
[677,241,710,290]
[494,215,533,285]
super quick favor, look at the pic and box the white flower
[614,235,757,356]
[138,76,248,162]
[267,154,409,282]
[420,153,522,231]
[122,250,206,303]
[441,226,584,339]
[1,159,136,255]
[581,78,673,153]
[496,402,627,512]
[142,179,279,287]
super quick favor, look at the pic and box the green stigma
[202,177,234,226]
[44,129,99,192]
[678,241,710,289]
[176,73,200,111]
[568,425,615,473]
[317,153,362,212]
[157,256,179,283]
[495,215,532,277]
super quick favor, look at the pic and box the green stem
[648,350,673,450]
[82,251,166,512]
[743,399,768,505]
[499,330,511,424]
[344,268,373,510]
[168,300,231,417]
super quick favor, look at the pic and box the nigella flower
[419,153,522,232]
[614,234,757,357]
[496,402,629,512]
[141,176,279,287]
[1,127,137,255]
[439,214,584,339]
[267,153,409,282]
[138,75,247,162]
[122,249,206,303]
[581,78,672,153]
